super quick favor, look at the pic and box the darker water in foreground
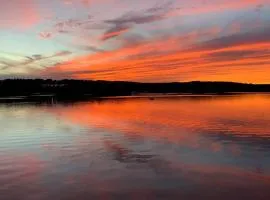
[0,94,270,200]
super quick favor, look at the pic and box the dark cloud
[100,24,131,41]
[255,4,264,12]
[104,12,166,25]
[74,45,105,52]
[32,54,43,60]
[145,0,174,13]
[53,51,72,57]
[196,26,270,51]
[206,50,270,62]
[120,33,147,47]
[100,1,175,41]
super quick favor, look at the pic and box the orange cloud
[42,26,270,83]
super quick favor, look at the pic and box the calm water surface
[0,94,270,200]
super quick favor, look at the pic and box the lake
[0,94,270,200]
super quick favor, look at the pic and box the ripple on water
[0,95,270,199]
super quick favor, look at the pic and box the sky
[0,0,270,83]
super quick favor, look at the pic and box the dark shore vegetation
[0,79,269,102]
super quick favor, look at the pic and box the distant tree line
[0,79,269,100]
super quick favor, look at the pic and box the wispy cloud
[41,26,270,83]
[100,1,175,40]
[0,51,72,75]
[38,0,177,47]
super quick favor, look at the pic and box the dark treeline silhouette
[0,79,269,101]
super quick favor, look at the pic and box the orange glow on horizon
[42,40,270,83]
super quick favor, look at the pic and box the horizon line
[0,78,270,85]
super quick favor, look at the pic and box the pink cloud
[0,0,40,28]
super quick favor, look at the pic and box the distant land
[0,79,269,102]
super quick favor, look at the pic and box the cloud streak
[0,51,72,76]
[42,26,270,83]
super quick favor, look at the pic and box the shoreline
[1,92,270,103]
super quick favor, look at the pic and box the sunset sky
[0,0,270,83]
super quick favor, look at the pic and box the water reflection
[0,94,270,199]
[104,140,156,163]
